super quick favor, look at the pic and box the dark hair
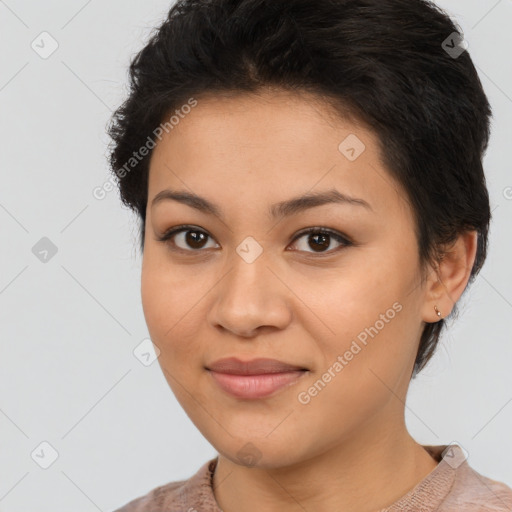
[107,0,492,377]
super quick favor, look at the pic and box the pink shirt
[114,445,512,511]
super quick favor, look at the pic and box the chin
[208,432,307,469]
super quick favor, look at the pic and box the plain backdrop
[0,1,511,511]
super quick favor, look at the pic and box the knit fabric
[114,445,512,511]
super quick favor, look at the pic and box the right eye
[156,225,220,252]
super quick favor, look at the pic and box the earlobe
[422,231,478,323]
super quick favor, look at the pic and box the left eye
[157,226,352,255]
[289,228,352,254]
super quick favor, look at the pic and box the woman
[109,0,512,510]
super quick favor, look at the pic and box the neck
[212,416,439,512]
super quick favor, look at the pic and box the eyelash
[156,225,353,256]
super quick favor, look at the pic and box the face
[141,89,430,468]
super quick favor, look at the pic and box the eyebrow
[151,188,373,220]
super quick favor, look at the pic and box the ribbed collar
[379,444,460,511]
[177,444,463,512]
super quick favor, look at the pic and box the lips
[206,357,309,399]
[206,357,308,375]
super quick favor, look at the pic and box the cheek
[308,264,419,395]
[141,264,169,339]
[140,256,205,366]
[296,308,416,443]
[141,264,205,414]
[141,248,186,325]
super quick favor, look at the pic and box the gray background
[0,1,511,511]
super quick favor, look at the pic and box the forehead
[152,89,379,151]
[147,90,406,219]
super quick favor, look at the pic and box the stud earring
[434,305,442,318]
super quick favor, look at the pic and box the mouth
[205,357,309,400]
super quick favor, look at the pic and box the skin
[141,88,477,512]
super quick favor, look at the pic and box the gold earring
[434,305,442,318]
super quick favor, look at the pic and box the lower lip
[208,370,307,399]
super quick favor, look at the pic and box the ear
[421,230,478,323]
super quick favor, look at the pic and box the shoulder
[112,458,218,512]
[112,479,187,511]
[441,460,512,511]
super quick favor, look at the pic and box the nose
[207,250,293,338]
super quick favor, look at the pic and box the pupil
[186,231,206,249]
[309,233,329,252]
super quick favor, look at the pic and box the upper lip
[206,357,308,375]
